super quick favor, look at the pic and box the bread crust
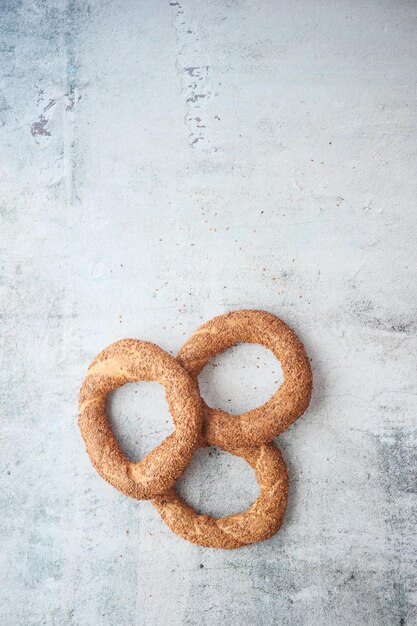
[177,309,312,448]
[78,339,203,499]
[152,441,289,549]
[78,310,311,549]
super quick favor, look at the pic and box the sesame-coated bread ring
[78,339,203,500]
[152,441,289,549]
[177,310,312,448]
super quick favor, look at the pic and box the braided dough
[78,339,203,499]
[78,310,311,549]
[177,309,312,449]
[152,441,289,549]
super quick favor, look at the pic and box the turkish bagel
[177,309,312,448]
[78,310,311,549]
[78,339,203,499]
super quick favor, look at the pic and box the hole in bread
[198,343,283,415]
[176,446,259,517]
[107,381,173,462]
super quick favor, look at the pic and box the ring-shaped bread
[177,310,312,448]
[153,441,289,549]
[78,339,203,499]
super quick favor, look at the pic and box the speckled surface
[1,1,416,624]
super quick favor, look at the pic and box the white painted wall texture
[1,1,416,624]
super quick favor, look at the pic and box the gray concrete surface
[1,1,416,624]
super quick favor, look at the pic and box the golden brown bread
[78,310,311,549]
[78,339,203,499]
[177,309,312,448]
[152,442,289,549]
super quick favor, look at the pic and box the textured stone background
[1,1,416,625]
